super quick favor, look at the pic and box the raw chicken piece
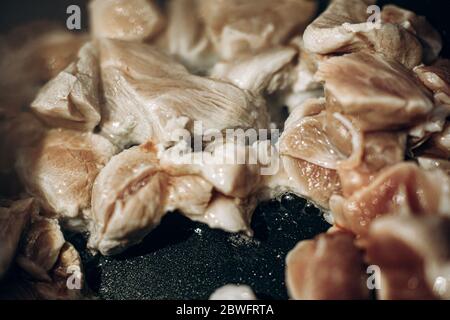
[210,284,256,300]
[414,59,450,105]
[191,195,257,235]
[154,0,217,73]
[199,0,317,60]
[408,105,450,148]
[89,139,266,254]
[0,112,45,173]
[159,141,263,198]
[366,215,450,299]
[31,43,101,131]
[16,216,65,282]
[303,0,423,69]
[32,242,85,299]
[316,52,433,131]
[413,122,450,175]
[281,156,341,209]
[98,39,269,148]
[90,0,165,41]
[330,163,450,237]
[88,143,177,255]
[381,5,442,64]
[417,157,450,176]
[337,132,406,197]
[3,242,86,300]
[286,231,369,300]
[280,111,347,170]
[278,98,343,208]
[211,47,297,94]
[0,22,87,114]
[15,129,117,230]
[0,198,36,279]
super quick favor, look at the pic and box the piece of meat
[316,52,434,131]
[286,231,369,300]
[414,59,450,105]
[32,242,85,299]
[153,0,217,73]
[199,0,317,60]
[16,216,65,282]
[88,142,214,255]
[15,129,117,231]
[90,0,165,41]
[303,0,423,69]
[31,43,101,131]
[2,242,86,300]
[281,156,341,209]
[98,39,269,148]
[0,22,87,114]
[412,122,450,176]
[209,284,256,300]
[280,111,347,170]
[191,194,256,235]
[330,162,450,237]
[381,5,442,64]
[413,122,450,161]
[159,141,263,199]
[337,132,406,197]
[365,215,450,299]
[89,138,267,254]
[0,112,45,173]
[211,47,297,94]
[408,105,450,148]
[0,198,36,279]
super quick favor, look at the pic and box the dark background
[0,0,448,300]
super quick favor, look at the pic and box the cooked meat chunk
[381,5,442,64]
[316,52,433,131]
[16,216,65,282]
[0,112,45,173]
[414,59,450,105]
[31,43,101,131]
[98,39,269,147]
[199,0,317,60]
[154,0,217,73]
[286,231,369,300]
[303,0,424,68]
[15,129,117,230]
[209,284,256,300]
[366,215,450,299]
[90,0,165,41]
[330,163,450,237]
[0,23,86,114]
[0,198,36,279]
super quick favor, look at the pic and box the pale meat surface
[286,231,369,300]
